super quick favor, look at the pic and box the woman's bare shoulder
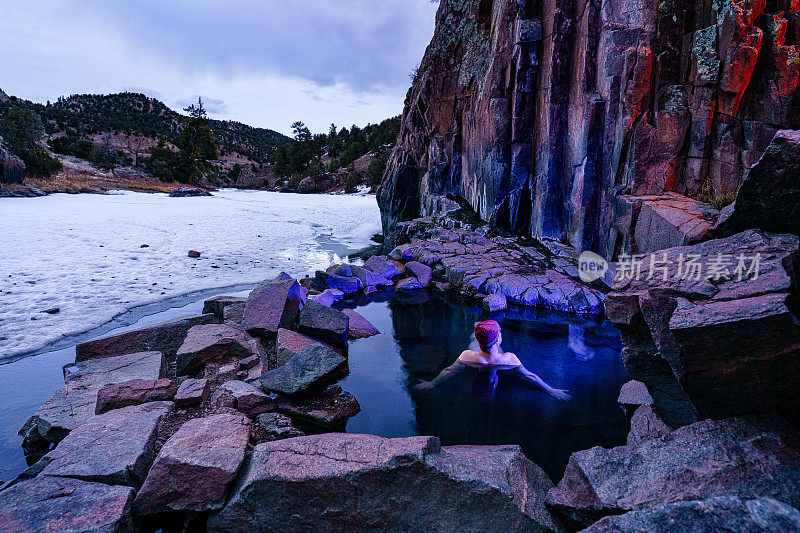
[500,352,522,366]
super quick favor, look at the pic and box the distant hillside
[0,88,399,193]
[10,92,289,163]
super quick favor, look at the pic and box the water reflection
[342,295,629,481]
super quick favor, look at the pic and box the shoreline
[0,282,260,365]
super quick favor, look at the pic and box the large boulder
[716,130,800,237]
[342,308,380,339]
[24,351,166,443]
[175,323,262,375]
[582,496,800,532]
[0,476,135,533]
[169,186,212,197]
[405,260,433,286]
[134,413,251,515]
[547,416,800,529]
[76,314,215,362]
[297,300,349,348]
[350,264,394,288]
[95,378,176,414]
[242,278,306,336]
[259,343,347,396]
[41,401,173,487]
[276,327,326,366]
[606,230,800,425]
[208,434,563,532]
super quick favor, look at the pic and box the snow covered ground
[0,189,381,360]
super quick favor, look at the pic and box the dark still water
[340,295,630,481]
[0,291,628,485]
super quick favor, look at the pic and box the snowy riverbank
[0,189,381,360]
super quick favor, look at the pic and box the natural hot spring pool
[339,293,630,481]
[0,290,629,484]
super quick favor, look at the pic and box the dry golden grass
[9,173,192,194]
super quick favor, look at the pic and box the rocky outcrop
[0,476,135,533]
[208,434,563,532]
[547,415,800,529]
[75,314,214,362]
[582,496,800,532]
[379,0,800,259]
[296,300,349,347]
[716,129,800,237]
[134,413,250,515]
[606,229,800,426]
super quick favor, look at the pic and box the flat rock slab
[583,496,800,532]
[547,415,800,529]
[276,328,321,367]
[275,385,360,429]
[27,351,166,443]
[395,276,424,293]
[242,278,305,336]
[174,378,210,407]
[76,314,215,362]
[208,434,562,532]
[176,323,261,375]
[0,476,135,533]
[41,401,173,487]
[260,343,347,396]
[96,378,176,414]
[342,308,380,339]
[134,413,251,515]
[297,300,349,348]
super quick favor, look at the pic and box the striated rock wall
[379,0,800,258]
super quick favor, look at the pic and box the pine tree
[179,97,219,184]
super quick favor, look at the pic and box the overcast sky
[0,1,438,136]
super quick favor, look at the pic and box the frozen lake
[0,189,381,360]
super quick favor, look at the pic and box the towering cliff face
[379,0,800,258]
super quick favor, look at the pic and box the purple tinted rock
[395,277,424,293]
[174,378,210,407]
[208,434,561,532]
[405,261,433,286]
[342,308,380,339]
[76,314,215,362]
[364,255,401,279]
[134,413,251,515]
[41,401,173,486]
[325,273,363,294]
[242,278,306,336]
[219,380,273,417]
[0,476,135,533]
[95,378,177,414]
[275,385,360,429]
[260,343,347,396]
[176,323,262,375]
[482,293,508,312]
[297,300,349,348]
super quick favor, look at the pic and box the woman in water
[414,320,572,401]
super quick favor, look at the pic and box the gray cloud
[73,0,437,94]
[175,96,227,115]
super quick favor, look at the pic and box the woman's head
[475,320,501,351]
